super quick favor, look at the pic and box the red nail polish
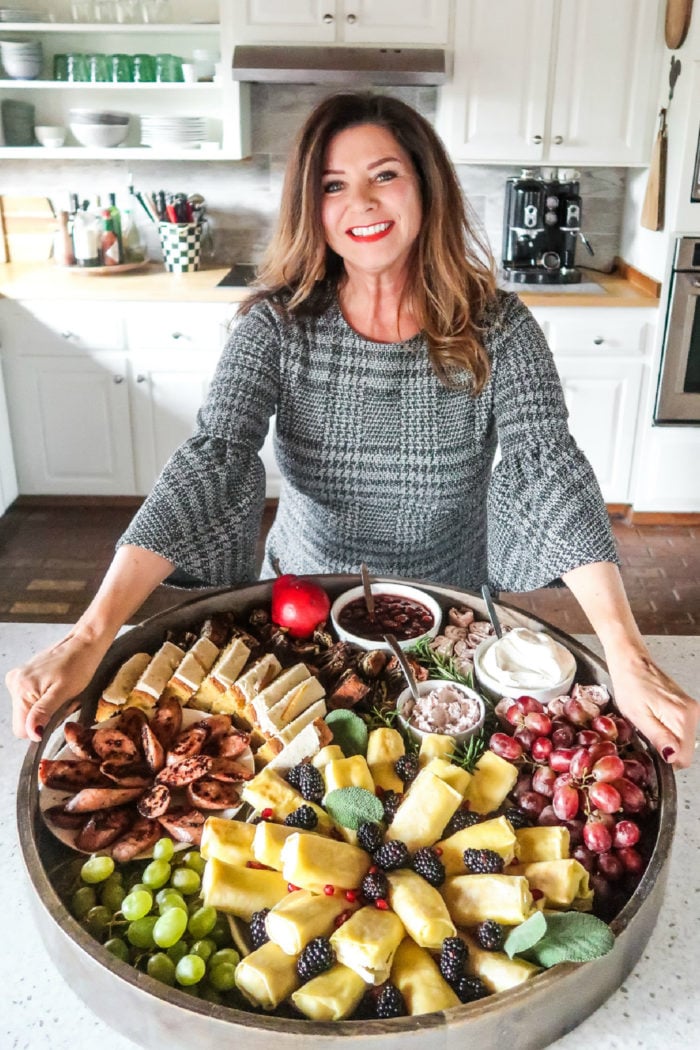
[662,746,675,761]
[35,725,45,738]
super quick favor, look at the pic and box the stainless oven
[655,236,700,423]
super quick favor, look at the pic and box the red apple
[271,574,331,638]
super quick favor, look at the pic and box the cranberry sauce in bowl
[330,582,442,651]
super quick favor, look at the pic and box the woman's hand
[7,630,108,742]
[605,648,699,769]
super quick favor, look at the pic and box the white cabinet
[530,306,656,503]
[0,366,18,514]
[438,0,660,165]
[232,0,450,44]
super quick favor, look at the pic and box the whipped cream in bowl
[474,627,577,705]
[397,678,485,746]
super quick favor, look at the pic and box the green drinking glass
[132,53,156,82]
[155,53,183,83]
[89,54,111,82]
[66,52,90,82]
[53,53,69,81]
[111,53,134,83]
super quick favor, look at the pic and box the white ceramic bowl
[1,55,41,78]
[35,125,66,147]
[397,678,485,747]
[474,632,576,706]
[70,121,129,148]
[330,581,442,652]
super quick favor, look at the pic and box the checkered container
[158,221,202,272]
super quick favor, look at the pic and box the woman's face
[320,123,423,281]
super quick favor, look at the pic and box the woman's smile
[346,220,395,241]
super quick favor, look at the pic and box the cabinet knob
[61,330,78,341]
[322,12,334,22]
[136,374,146,383]
[593,337,604,345]
[532,135,543,144]
[171,331,186,340]
[553,135,564,145]
[346,12,357,22]
[113,374,124,384]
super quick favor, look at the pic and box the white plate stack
[140,114,207,149]
[0,37,42,79]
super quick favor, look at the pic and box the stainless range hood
[232,45,447,86]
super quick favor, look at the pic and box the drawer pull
[553,135,564,145]
[61,331,78,341]
[593,337,604,346]
[532,134,543,144]
[346,12,357,23]
[136,374,146,383]
[113,374,124,384]
[171,331,186,340]
[322,12,334,22]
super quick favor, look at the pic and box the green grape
[142,859,172,890]
[157,890,187,915]
[147,952,177,986]
[171,868,201,896]
[208,962,237,992]
[175,953,206,987]
[121,889,153,922]
[188,905,217,940]
[209,948,240,970]
[129,882,149,895]
[104,937,129,962]
[190,938,215,962]
[186,898,202,917]
[199,983,223,1005]
[71,885,97,921]
[167,940,189,965]
[84,905,112,940]
[126,915,158,949]
[153,838,175,862]
[153,907,188,949]
[80,854,115,884]
[209,915,232,947]
[100,880,126,913]
[126,870,147,889]
[181,850,206,876]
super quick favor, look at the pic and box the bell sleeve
[486,299,618,592]
[117,303,281,586]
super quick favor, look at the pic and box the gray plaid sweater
[119,290,617,591]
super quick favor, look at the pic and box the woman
[7,92,698,766]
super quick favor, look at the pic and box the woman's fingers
[24,682,66,742]
[608,658,699,769]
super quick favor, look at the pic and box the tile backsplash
[0,84,626,273]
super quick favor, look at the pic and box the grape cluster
[490,694,656,918]
[68,838,240,1004]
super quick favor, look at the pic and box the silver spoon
[360,561,375,622]
[481,583,503,639]
[383,632,421,704]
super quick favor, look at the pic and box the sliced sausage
[207,730,250,760]
[114,708,148,747]
[63,722,95,760]
[208,756,254,783]
[158,806,205,845]
[166,725,209,766]
[200,714,232,746]
[65,786,143,813]
[43,803,87,831]
[77,806,134,852]
[150,696,182,750]
[92,728,140,762]
[141,722,165,773]
[39,758,105,792]
[138,783,171,819]
[156,754,212,787]
[186,779,240,811]
[111,816,161,862]
[100,759,153,788]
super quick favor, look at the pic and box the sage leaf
[504,911,547,959]
[520,912,615,967]
[324,787,384,830]
[325,709,368,757]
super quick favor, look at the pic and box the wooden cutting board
[665,0,693,49]
[641,111,667,231]
[0,195,57,262]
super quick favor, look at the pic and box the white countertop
[2,624,698,1050]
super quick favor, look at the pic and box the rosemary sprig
[408,636,475,689]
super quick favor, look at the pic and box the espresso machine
[501,169,594,284]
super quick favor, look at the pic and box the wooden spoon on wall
[665,0,693,49]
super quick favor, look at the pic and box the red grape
[552,784,580,821]
[588,741,617,762]
[622,758,650,787]
[518,791,549,818]
[563,698,591,725]
[564,818,584,848]
[524,712,552,736]
[614,778,647,814]
[489,733,523,762]
[612,820,641,849]
[514,772,533,797]
[611,717,634,745]
[591,755,625,783]
[532,766,557,798]
[551,723,576,748]
[616,847,644,875]
[505,705,523,727]
[590,872,613,906]
[515,696,544,715]
[583,820,613,853]
[570,746,594,779]
[588,782,622,814]
[553,772,574,791]
[591,715,618,741]
[549,748,576,773]
[572,843,596,872]
[537,804,560,827]
[514,726,537,750]
[547,698,566,719]
[531,736,553,763]
[577,729,601,747]
[597,851,624,881]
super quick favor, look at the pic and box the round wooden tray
[65,259,149,276]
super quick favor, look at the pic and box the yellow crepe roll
[390,937,460,1015]
[511,859,593,909]
[465,936,540,993]
[366,727,405,794]
[252,821,306,871]
[266,890,355,956]
[312,744,345,770]
[386,869,456,950]
[442,873,536,926]
[241,767,334,834]
[422,756,471,796]
[418,733,455,767]
[464,750,519,814]
[280,831,370,895]
[201,857,289,921]
[436,815,517,876]
[292,963,367,1021]
[386,770,462,851]
[329,906,405,985]
[234,940,300,1010]
[323,754,375,795]
[515,826,570,864]
[200,816,255,867]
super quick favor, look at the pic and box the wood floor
[0,500,697,635]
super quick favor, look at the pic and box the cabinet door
[553,357,644,503]
[341,1,450,44]
[548,0,660,165]
[437,0,554,163]
[232,0,337,42]
[3,353,135,496]
[0,366,18,513]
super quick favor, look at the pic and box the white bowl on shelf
[35,125,66,147]
[69,121,130,148]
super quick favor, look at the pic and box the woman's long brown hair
[240,92,498,393]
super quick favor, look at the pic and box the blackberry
[284,805,318,830]
[296,937,335,982]
[503,806,532,830]
[453,975,489,1004]
[249,908,270,950]
[287,763,305,790]
[475,920,505,952]
[374,983,407,1019]
[360,870,390,903]
[373,840,410,871]
[463,848,504,875]
[412,847,446,888]
[439,936,468,983]
[357,821,384,855]
[441,809,482,838]
[394,754,419,785]
[382,790,403,824]
[297,763,325,803]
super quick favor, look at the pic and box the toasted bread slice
[162,636,220,705]
[125,641,185,710]
[248,663,310,728]
[224,652,283,722]
[100,652,151,710]
[255,699,328,767]
[258,677,325,736]
[191,636,251,713]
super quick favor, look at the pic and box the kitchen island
[2,625,697,1050]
